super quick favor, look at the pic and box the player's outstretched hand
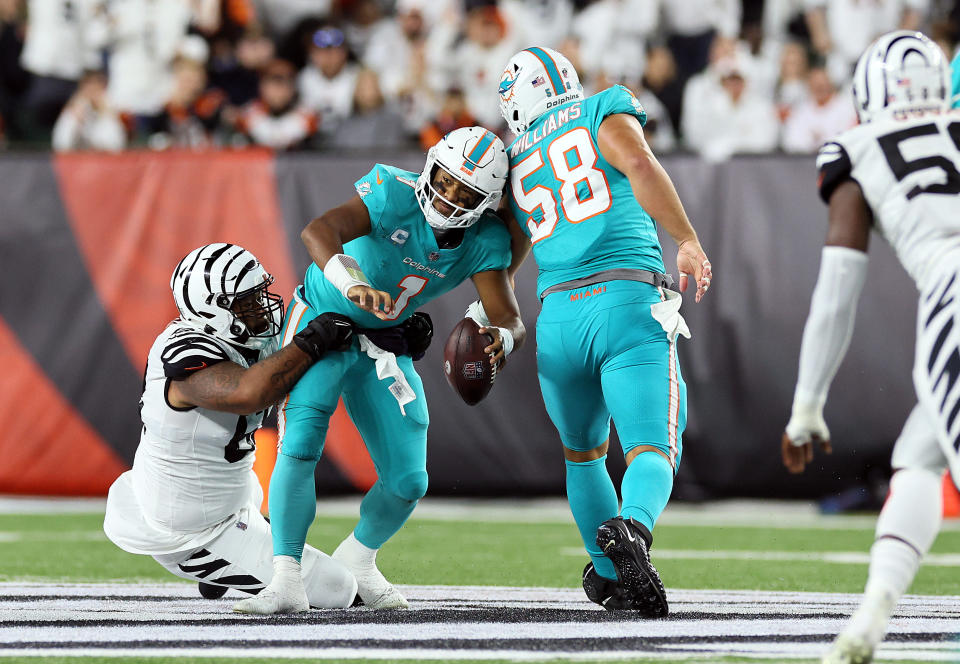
[780,429,833,474]
[347,285,394,320]
[478,326,507,368]
[676,239,712,303]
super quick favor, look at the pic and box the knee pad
[386,469,429,503]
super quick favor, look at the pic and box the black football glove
[402,311,433,361]
[293,312,355,361]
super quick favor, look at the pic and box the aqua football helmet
[415,126,508,230]
[852,30,949,124]
[171,243,284,352]
[499,46,584,135]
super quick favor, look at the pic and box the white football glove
[785,399,830,446]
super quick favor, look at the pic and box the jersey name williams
[403,256,446,278]
[510,104,583,157]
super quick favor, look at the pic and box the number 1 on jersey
[511,127,612,243]
[384,274,428,320]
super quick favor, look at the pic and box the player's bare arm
[169,313,355,415]
[497,202,531,287]
[168,346,311,414]
[301,195,394,319]
[823,180,872,252]
[471,269,526,366]
[596,113,712,302]
[782,179,873,474]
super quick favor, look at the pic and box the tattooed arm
[167,344,315,415]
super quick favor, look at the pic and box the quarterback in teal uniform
[496,46,712,615]
[234,127,526,614]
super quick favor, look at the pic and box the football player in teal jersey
[233,127,526,614]
[495,47,712,616]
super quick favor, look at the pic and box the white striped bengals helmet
[170,243,284,351]
[852,30,949,124]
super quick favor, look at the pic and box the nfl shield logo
[428,251,440,262]
[462,361,483,380]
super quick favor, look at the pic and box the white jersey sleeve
[106,321,267,553]
[818,114,960,291]
[159,327,230,381]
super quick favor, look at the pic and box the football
[443,317,497,405]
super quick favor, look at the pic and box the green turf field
[1,510,958,595]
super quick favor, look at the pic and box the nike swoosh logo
[376,170,383,185]
[186,362,208,370]
[625,530,637,543]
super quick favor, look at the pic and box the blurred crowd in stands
[0,0,958,160]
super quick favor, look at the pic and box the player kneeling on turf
[103,243,358,609]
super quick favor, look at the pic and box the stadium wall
[0,150,918,499]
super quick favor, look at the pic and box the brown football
[443,317,497,406]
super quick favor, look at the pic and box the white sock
[842,468,942,641]
[272,555,303,585]
[337,533,378,568]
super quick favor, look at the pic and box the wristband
[323,254,370,299]
[465,299,491,327]
[492,326,514,357]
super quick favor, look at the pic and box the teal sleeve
[594,85,648,127]
[471,214,511,274]
[952,52,960,109]
[354,164,390,234]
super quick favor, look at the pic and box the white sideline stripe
[1,496,959,531]
[0,531,107,542]
[560,547,960,566]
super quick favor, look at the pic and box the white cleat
[332,533,409,609]
[232,555,309,615]
[232,585,308,614]
[822,589,893,664]
[821,633,874,664]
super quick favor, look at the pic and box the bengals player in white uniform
[104,243,358,608]
[782,32,960,664]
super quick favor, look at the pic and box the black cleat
[198,582,228,599]
[582,562,632,610]
[596,516,668,618]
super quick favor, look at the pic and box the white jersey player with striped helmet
[104,243,358,610]
[781,31,960,664]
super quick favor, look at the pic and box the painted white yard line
[1,495,958,531]
[0,531,108,542]
[560,547,960,566]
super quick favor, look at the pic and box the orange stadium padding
[53,149,298,369]
[944,472,960,518]
[253,428,278,514]
[0,317,127,495]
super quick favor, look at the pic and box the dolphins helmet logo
[498,68,518,102]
